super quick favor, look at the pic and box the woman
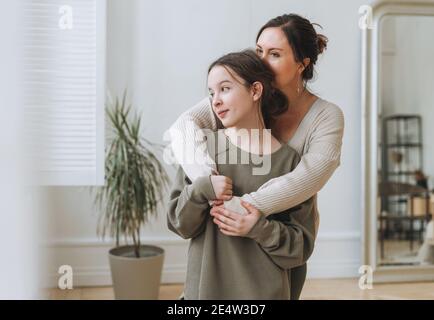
[168,14,345,299]
[168,50,316,300]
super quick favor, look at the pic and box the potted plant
[91,91,170,299]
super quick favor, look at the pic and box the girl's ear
[251,81,263,102]
[298,57,310,74]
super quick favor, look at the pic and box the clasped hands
[210,175,262,237]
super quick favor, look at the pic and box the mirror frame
[362,0,434,282]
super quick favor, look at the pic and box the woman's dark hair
[256,13,328,82]
[208,49,288,128]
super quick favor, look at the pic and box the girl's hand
[210,199,224,206]
[210,201,262,237]
[210,175,233,201]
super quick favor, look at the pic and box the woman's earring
[297,83,300,94]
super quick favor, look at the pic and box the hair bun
[317,34,328,54]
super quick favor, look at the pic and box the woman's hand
[210,175,233,201]
[210,201,262,237]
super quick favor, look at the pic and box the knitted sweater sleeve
[168,97,344,216]
[241,103,345,216]
[168,97,219,179]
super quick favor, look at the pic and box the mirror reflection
[378,15,434,266]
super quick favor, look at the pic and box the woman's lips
[217,110,229,118]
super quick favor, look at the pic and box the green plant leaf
[90,91,171,257]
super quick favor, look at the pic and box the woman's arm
[168,97,219,180]
[167,167,216,239]
[241,104,345,216]
[246,199,316,270]
[169,98,344,217]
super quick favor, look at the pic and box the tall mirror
[363,0,434,282]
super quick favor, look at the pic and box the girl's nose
[212,95,222,108]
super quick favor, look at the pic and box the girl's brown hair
[208,49,288,128]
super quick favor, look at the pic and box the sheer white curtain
[0,0,41,299]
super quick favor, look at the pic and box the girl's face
[207,65,261,129]
[256,27,305,90]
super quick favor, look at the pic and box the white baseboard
[44,232,361,288]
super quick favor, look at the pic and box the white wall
[46,0,371,286]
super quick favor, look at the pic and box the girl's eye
[209,92,214,98]
[222,87,230,92]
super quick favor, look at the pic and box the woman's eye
[209,92,214,98]
[271,52,280,58]
[256,49,263,55]
[222,87,230,92]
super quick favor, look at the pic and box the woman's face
[256,27,303,90]
[207,65,260,129]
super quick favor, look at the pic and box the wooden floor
[47,278,434,300]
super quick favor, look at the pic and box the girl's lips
[217,110,229,118]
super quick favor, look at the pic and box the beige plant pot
[109,245,164,300]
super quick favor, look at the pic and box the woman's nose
[260,55,271,67]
